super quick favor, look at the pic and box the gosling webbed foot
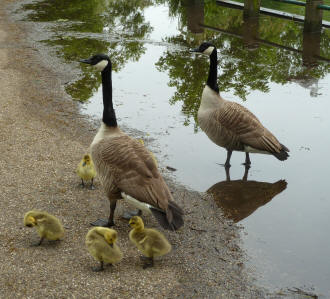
[80,179,85,188]
[31,237,44,246]
[90,219,115,227]
[89,178,95,190]
[141,257,154,269]
[122,210,142,220]
[92,261,104,272]
[89,184,95,190]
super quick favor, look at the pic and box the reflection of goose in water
[207,167,287,222]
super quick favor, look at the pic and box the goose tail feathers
[272,143,290,161]
[150,200,184,231]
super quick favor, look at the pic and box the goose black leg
[224,150,232,168]
[122,209,142,220]
[81,179,85,188]
[225,166,231,181]
[90,200,117,227]
[242,164,250,181]
[243,152,251,166]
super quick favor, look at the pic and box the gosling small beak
[79,58,92,64]
[26,224,33,227]
[82,162,86,166]
[190,48,199,53]
[109,243,113,248]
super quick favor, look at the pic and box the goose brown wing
[94,135,170,211]
[213,101,283,153]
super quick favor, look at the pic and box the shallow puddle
[17,0,330,296]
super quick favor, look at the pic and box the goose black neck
[101,66,117,127]
[207,48,219,93]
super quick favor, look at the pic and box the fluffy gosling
[76,154,96,189]
[24,210,64,246]
[129,216,171,269]
[85,227,123,272]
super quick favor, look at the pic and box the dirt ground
[0,0,277,297]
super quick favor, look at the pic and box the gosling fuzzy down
[85,227,123,271]
[76,154,96,189]
[23,210,64,246]
[129,216,171,269]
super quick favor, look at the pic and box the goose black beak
[109,243,113,248]
[79,58,92,64]
[190,48,199,53]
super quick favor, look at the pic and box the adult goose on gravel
[191,42,289,167]
[79,54,183,230]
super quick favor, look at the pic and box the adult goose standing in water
[79,54,183,230]
[191,42,289,167]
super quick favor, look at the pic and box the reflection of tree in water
[156,0,330,128]
[207,167,287,222]
[21,0,153,101]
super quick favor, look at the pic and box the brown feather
[92,135,173,212]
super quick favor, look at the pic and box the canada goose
[85,227,123,271]
[207,167,287,222]
[23,210,64,246]
[76,154,96,189]
[129,216,171,269]
[79,54,183,230]
[137,139,158,167]
[191,42,289,167]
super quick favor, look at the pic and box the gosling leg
[90,178,95,190]
[81,179,85,188]
[92,261,104,272]
[141,256,154,269]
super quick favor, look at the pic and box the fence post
[243,0,261,18]
[304,0,323,33]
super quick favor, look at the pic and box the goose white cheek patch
[94,60,109,71]
[203,46,215,55]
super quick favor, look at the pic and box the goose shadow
[207,167,287,222]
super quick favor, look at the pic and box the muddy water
[17,0,330,296]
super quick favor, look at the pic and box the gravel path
[0,1,272,298]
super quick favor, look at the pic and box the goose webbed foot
[122,210,142,220]
[90,219,115,227]
[92,261,104,272]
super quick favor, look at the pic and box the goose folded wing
[213,102,283,153]
[97,136,169,210]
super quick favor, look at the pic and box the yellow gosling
[85,227,123,272]
[77,154,96,189]
[24,210,64,246]
[129,216,171,269]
